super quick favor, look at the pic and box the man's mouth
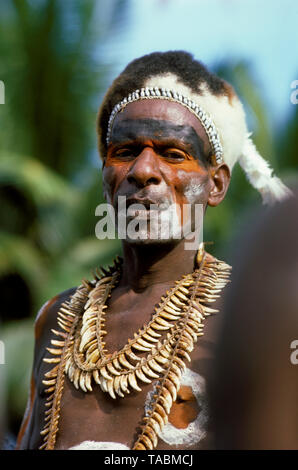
[127,197,156,210]
[114,196,169,222]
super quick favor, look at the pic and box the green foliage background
[0,0,297,441]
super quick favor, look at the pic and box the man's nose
[127,148,162,187]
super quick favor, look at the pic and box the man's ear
[101,158,108,201]
[207,163,231,207]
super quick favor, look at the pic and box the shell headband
[106,87,224,164]
[105,77,292,205]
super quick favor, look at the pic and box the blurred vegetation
[205,61,298,257]
[0,0,124,440]
[0,0,297,443]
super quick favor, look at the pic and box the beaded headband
[106,87,223,164]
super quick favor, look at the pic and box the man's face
[102,99,213,244]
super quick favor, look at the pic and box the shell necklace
[39,246,231,450]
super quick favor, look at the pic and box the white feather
[239,135,293,205]
[144,74,292,205]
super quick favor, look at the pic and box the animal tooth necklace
[39,247,231,450]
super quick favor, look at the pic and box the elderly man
[16,51,290,450]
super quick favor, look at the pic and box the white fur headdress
[106,72,291,205]
[143,73,292,205]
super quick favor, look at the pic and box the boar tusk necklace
[39,246,231,450]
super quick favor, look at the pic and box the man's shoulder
[31,287,78,383]
[34,287,77,344]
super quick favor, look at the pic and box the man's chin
[123,234,180,246]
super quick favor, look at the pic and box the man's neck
[119,239,197,292]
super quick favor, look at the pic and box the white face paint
[123,199,183,244]
[69,441,130,450]
[183,177,205,204]
[145,368,208,447]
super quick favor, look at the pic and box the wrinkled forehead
[110,99,211,154]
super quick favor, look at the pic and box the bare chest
[34,308,220,450]
[32,269,227,450]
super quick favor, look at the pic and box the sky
[101,0,298,128]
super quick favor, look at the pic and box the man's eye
[114,149,134,159]
[163,150,187,161]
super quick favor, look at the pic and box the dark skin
[17,100,230,450]
[210,191,298,449]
